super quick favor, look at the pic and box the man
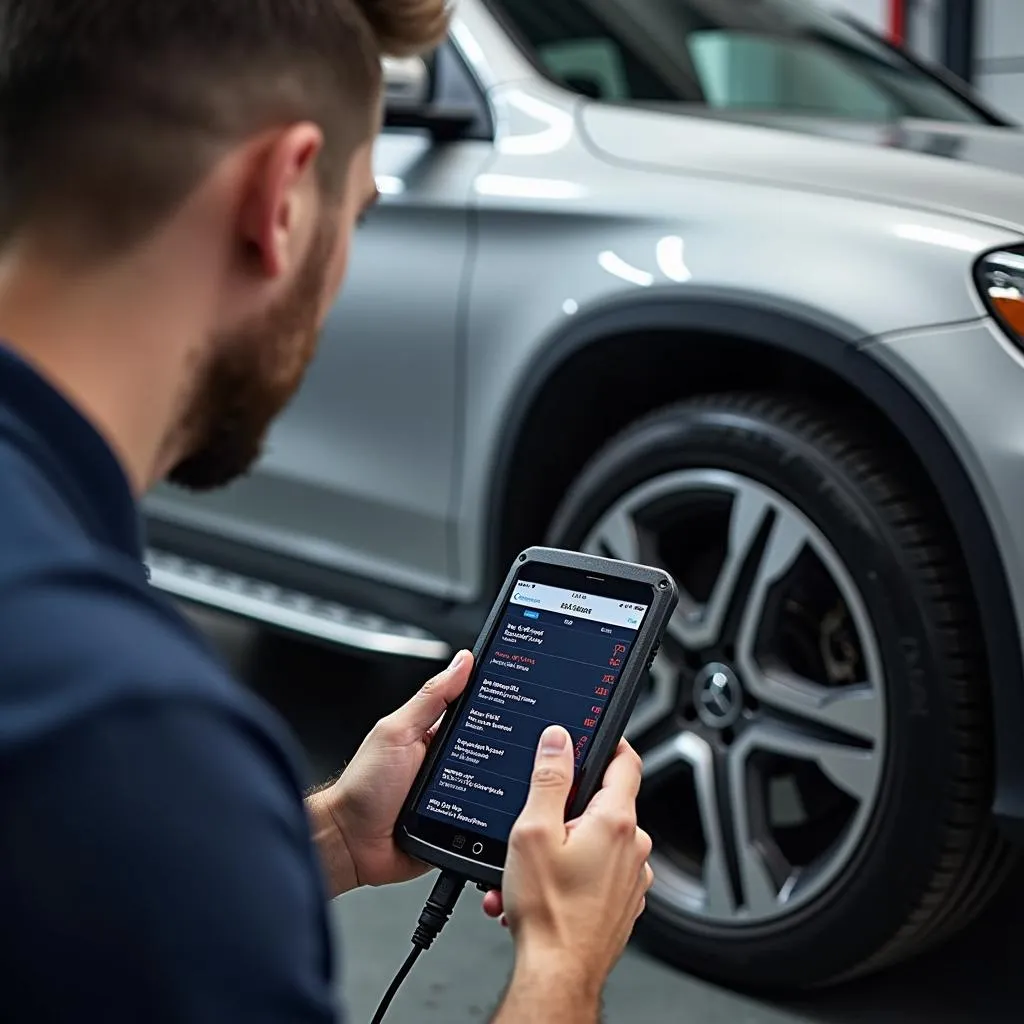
[0,1,654,1021]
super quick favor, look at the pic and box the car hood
[581,104,1024,234]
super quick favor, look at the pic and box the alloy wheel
[583,469,886,927]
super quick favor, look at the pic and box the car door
[144,45,495,597]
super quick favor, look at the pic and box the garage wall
[816,0,889,33]
[976,0,1024,121]
[907,0,943,61]
[815,0,1024,120]
[812,1,941,59]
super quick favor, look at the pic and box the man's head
[0,0,447,489]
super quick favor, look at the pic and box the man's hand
[306,651,473,898]
[491,727,653,1023]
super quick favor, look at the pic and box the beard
[167,218,337,492]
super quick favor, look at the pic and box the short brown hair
[0,0,448,257]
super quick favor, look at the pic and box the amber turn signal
[977,248,1024,344]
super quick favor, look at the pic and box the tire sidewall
[547,403,959,989]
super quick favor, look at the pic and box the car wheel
[546,393,1016,991]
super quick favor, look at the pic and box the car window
[489,0,989,123]
[495,2,692,102]
[540,39,632,101]
[688,30,895,118]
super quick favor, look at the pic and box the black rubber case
[395,546,678,889]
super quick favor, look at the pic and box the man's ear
[237,123,325,280]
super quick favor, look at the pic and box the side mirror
[382,52,479,141]
[383,56,432,114]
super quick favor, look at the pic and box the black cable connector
[411,870,467,951]
[370,871,467,1024]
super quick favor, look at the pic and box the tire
[546,393,1017,992]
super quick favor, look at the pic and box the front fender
[465,292,1024,834]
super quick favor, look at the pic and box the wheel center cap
[693,662,743,730]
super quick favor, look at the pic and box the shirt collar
[0,343,143,560]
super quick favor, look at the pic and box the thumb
[516,726,575,833]
[392,650,473,739]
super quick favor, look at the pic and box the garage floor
[195,610,1023,1024]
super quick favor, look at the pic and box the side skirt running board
[145,548,451,661]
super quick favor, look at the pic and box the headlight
[976,247,1024,344]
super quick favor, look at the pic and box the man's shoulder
[0,628,338,1023]
[0,425,133,584]
[0,433,87,541]
[0,543,217,676]
[0,412,305,774]
[0,542,293,764]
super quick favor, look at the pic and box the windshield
[488,0,989,124]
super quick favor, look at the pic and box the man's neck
[0,238,214,495]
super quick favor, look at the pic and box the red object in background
[889,0,906,45]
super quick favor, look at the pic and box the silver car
[144,0,1024,994]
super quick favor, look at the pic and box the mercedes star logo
[701,671,734,717]
[694,663,743,729]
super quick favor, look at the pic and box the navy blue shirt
[0,346,339,1021]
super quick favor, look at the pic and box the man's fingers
[598,738,644,808]
[634,862,654,920]
[512,726,575,842]
[636,827,653,861]
[576,740,643,820]
[388,651,473,739]
[425,712,446,746]
[481,890,503,919]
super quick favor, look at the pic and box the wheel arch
[484,290,1024,835]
